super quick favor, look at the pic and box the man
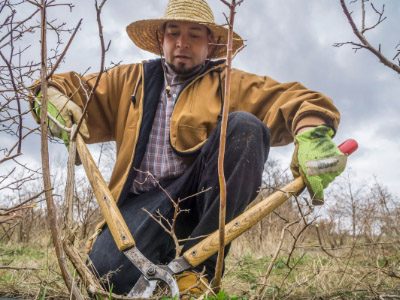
[32,0,344,297]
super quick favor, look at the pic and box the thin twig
[0,153,22,164]
[0,190,46,212]
[71,0,109,140]
[339,0,400,74]
[315,225,348,259]
[0,49,23,154]
[0,265,40,270]
[46,18,82,80]
[258,220,298,298]
[363,3,387,34]
[64,125,77,228]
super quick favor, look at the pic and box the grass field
[1,236,399,299]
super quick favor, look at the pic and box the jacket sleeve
[230,69,340,146]
[29,64,142,144]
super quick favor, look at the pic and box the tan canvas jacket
[38,60,340,206]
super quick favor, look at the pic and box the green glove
[290,125,346,205]
[33,91,70,146]
[32,87,89,146]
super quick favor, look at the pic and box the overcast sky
[3,0,400,202]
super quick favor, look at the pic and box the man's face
[162,21,212,74]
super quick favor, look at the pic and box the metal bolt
[146,266,156,277]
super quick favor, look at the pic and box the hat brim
[126,18,244,59]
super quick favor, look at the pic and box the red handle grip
[338,139,358,155]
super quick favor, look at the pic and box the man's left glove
[290,125,346,205]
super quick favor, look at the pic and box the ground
[1,237,399,299]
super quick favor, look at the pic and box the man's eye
[190,34,200,39]
[169,32,179,36]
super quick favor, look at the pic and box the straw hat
[126,0,244,59]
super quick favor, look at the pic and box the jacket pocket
[174,124,208,153]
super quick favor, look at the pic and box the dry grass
[224,247,400,299]
[0,241,72,299]
[1,168,399,299]
[223,221,400,299]
[1,231,399,299]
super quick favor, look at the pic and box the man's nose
[176,35,189,48]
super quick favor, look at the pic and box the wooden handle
[75,134,135,251]
[183,177,305,267]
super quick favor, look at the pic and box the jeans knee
[227,111,270,149]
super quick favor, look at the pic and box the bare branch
[0,152,22,164]
[0,265,40,271]
[338,0,400,74]
[47,18,83,79]
[214,0,242,289]
[38,2,84,298]
[258,220,298,298]
[0,49,23,154]
[0,190,46,212]
[362,3,387,34]
[72,0,109,140]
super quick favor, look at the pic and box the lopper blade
[128,275,157,298]
[124,247,179,298]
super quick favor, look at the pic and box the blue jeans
[89,111,270,294]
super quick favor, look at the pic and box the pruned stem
[39,2,84,299]
[214,0,243,290]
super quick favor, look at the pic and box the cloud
[4,0,399,199]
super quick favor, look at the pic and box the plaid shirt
[131,63,206,193]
